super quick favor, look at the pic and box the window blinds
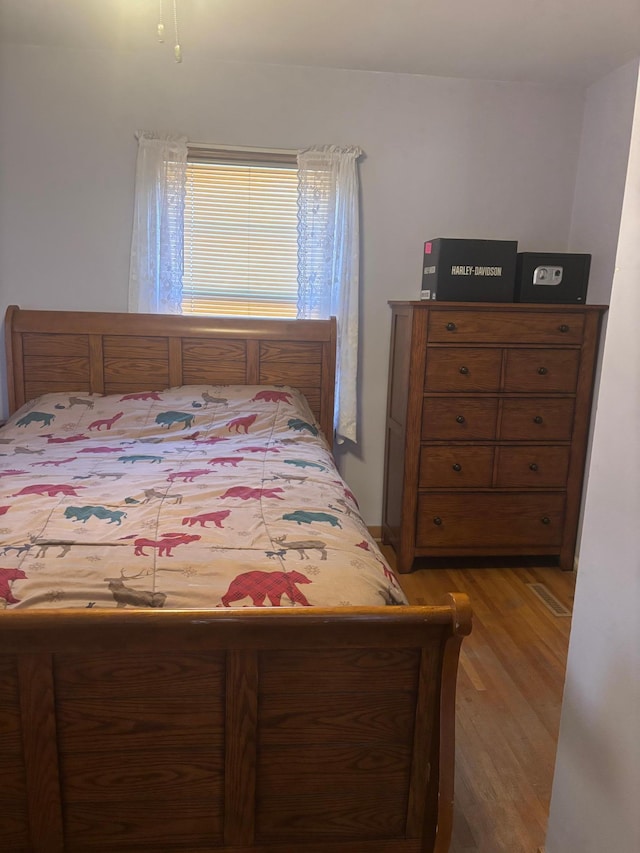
[182,156,299,317]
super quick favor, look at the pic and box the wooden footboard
[0,598,471,853]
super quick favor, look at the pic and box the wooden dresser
[382,302,607,573]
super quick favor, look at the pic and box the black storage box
[421,238,517,302]
[515,252,591,303]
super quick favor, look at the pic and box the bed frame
[1,306,472,853]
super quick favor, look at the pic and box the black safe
[515,252,591,303]
[421,238,517,302]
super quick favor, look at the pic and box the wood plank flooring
[385,549,575,853]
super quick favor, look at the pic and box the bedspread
[0,385,406,610]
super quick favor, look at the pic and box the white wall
[0,44,586,522]
[568,60,638,303]
[546,65,640,853]
[566,60,638,559]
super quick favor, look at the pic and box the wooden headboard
[4,306,337,446]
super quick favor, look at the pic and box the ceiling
[1,0,639,87]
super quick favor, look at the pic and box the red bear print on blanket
[12,483,84,497]
[166,469,210,483]
[0,568,26,605]
[220,486,285,500]
[181,510,231,528]
[42,434,88,443]
[207,457,244,467]
[120,391,162,401]
[226,414,257,434]
[221,570,312,607]
[251,389,293,404]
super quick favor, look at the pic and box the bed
[0,305,471,853]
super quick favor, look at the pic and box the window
[129,135,362,441]
[182,148,299,318]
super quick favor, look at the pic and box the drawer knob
[446,322,457,331]
[455,415,466,424]
[433,516,443,526]
[529,463,539,471]
[559,324,570,333]
[538,367,548,375]
[459,366,469,375]
[541,516,551,525]
[533,415,544,424]
[452,463,462,472]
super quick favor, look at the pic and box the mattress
[0,385,406,610]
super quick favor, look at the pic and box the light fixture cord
[173,0,182,63]
[157,0,165,43]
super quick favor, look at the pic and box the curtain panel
[128,132,188,314]
[297,145,363,445]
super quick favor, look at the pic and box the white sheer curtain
[297,145,363,444]
[128,132,188,314]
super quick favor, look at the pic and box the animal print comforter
[0,385,406,610]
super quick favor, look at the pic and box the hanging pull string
[157,0,182,62]
[157,0,165,42]
[173,0,182,63]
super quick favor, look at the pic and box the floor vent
[527,583,571,616]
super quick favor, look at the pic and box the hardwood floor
[385,548,575,853]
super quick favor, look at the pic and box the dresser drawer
[421,398,498,440]
[499,398,575,441]
[495,446,571,488]
[504,349,580,393]
[427,310,585,344]
[425,348,502,392]
[416,492,566,548]
[419,446,494,488]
